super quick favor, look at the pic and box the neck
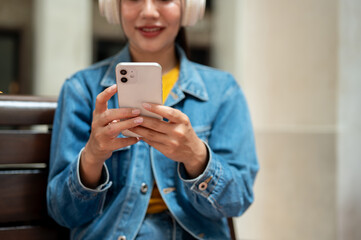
[129,44,178,74]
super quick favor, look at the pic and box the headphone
[98,0,206,27]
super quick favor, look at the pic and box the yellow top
[162,65,180,103]
[146,64,180,214]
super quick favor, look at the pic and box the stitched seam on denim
[208,195,227,217]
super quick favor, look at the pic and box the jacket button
[140,183,148,194]
[198,182,208,191]
[118,236,126,240]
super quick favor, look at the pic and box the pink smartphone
[116,62,163,137]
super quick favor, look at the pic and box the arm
[47,79,141,228]
[179,83,259,218]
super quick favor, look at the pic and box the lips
[140,27,161,32]
[136,26,164,38]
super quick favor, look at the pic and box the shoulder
[67,57,114,86]
[56,58,114,109]
[61,53,121,100]
[189,61,241,97]
[192,61,238,84]
[177,46,238,90]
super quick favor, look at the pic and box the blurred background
[0,0,360,239]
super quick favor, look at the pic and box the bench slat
[0,171,48,223]
[0,95,57,125]
[0,132,51,165]
[0,225,69,240]
[0,95,68,238]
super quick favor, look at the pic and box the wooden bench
[0,95,69,239]
[0,95,236,240]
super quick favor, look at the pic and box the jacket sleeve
[46,77,112,228]
[178,78,259,219]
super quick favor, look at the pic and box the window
[0,30,20,94]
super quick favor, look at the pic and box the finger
[130,126,168,143]
[141,138,167,151]
[139,116,171,134]
[110,137,139,150]
[98,108,141,126]
[142,103,189,124]
[95,85,117,113]
[104,117,144,138]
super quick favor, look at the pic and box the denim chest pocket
[194,125,211,143]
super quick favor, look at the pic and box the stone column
[33,0,92,96]
[338,0,361,239]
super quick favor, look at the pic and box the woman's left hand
[129,103,208,178]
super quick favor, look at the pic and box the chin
[136,42,173,55]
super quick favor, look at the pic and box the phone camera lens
[121,77,128,83]
[120,69,127,75]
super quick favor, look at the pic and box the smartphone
[116,62,163,137]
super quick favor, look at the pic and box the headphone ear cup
[182,0,206,27]
[99,0,121,25]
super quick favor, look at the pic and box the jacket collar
[100,44,209,106]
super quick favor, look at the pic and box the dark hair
[175,27,190,58]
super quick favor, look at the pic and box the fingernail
[134,117,143,124]
[142,103,151,109]
[132,109,140,115]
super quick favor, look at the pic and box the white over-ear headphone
[98,0,206,27]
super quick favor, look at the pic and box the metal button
[198,182,208,191]
[118,236,126,240]
[140,182,148,194]
[198,176,213,191]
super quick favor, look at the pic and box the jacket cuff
[178,141,222,198]
[69,148,112,198]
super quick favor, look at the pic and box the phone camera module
[120,69,127,75]
[121,77,128,83]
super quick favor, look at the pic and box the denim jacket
[47,45,259,240]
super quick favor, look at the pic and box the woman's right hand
[80,84,143,188]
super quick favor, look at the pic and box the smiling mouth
[136,26,165,37]
[140,27,162,32]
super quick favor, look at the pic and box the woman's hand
[80,85,143,188]
[130,103,208,178]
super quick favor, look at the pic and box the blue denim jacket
[47,45,259,240]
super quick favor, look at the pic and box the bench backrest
[0,95,69,239]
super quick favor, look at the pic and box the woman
[47,0,259,239]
